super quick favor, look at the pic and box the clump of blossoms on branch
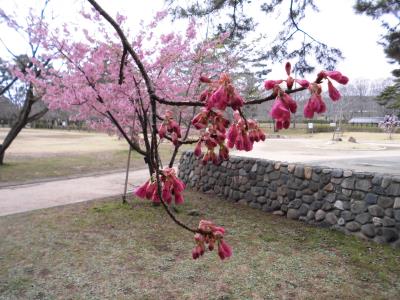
[192,220,232,260]
[304,70,349,118]
[158,110,182,145]
[265,63,349,130]
[134,168,185,205]
[193,74,266,164]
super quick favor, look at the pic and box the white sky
[0,0,395,81]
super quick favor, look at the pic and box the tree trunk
[0,84,48,165]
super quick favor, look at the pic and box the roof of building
[348,117,385,124]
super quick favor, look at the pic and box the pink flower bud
[199,75,212,83]
[134,180,149,198]
[295,79,310,88]
[285,62,291,76]
[264,80,282,90]
[327,81,341,101]
[194,140,202,157]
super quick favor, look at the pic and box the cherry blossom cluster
[304,70,349,118]
[192,220,232,260]
[158,110,182,145]
[134,167,185,205]
[265,63,310,130]
[199,73,244,111]
[192,109,230,164]
[227,111,265,151]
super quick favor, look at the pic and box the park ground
[1,128,400,299]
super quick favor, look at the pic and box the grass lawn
[1,190,399,299]
[0,128,190,185]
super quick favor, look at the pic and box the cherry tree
[7,0,349,260]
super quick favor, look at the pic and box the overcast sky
[0,0,395,81]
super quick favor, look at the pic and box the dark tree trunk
[0,84,48,165]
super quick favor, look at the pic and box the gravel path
[0,169,150,216]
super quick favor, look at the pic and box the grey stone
[251,187,265,197]
[325,212,338,225]
[277,186,288,196]
[257,196,267,204]
[331,177,343,185]
[311,173,320,182]
[378,197,394,209]
[356,179,372,192]
[272,210,285,216]
[251,164,258,173]
[382,216,396,227]
[322,168,332,174]
[372,175,382,186]
[281,204,288,212]
[270,200,280,210]
[288,199,302,209]
[298,204,310,216]
[368,205,384,217]
[256,166,265,175]
[238,199,248,205]
[352,191,365,200]
[387,182,400,196]
[341,178,355,189]
[294,165,305,178]
[310,201,323,211]
[380,228,399,243]
[232,191,241,201]
[361,224,376,238]
[239,169,247,176]
[394,197,400,209]
[337,217,345,226]
[249,202,262,209]
[394,210,400,222]
[304,166,313,179]
[307,210,315,221]
[343,170,353,177]
[315,209,326,221]
[372,217,383,227]
[322,202,333,211]
[269,171,280,180]
[342,189,352,197]
[355,213,371,225]
[385,208,394,217]
[381,176,392,188]
[334,200,344,210]
[287,208,300,220]
[287,190,296,200]
[325,193,336,203]
[346,221,361,232]
[341,211,355,221]
[351,201,367,214]
[365,193,378,204]
[332,169,343,178]
[302,195,314,204]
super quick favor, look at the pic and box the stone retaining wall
[178,151,400,248]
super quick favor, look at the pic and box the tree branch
[26,107,48,123]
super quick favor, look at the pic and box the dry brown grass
[1,190,399,299]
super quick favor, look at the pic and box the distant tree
[0,2,51,164]
[354,0,400,110]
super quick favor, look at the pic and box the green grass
[1,190,399,299]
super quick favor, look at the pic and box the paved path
[233,138,400,176]
[0,169,150,217]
